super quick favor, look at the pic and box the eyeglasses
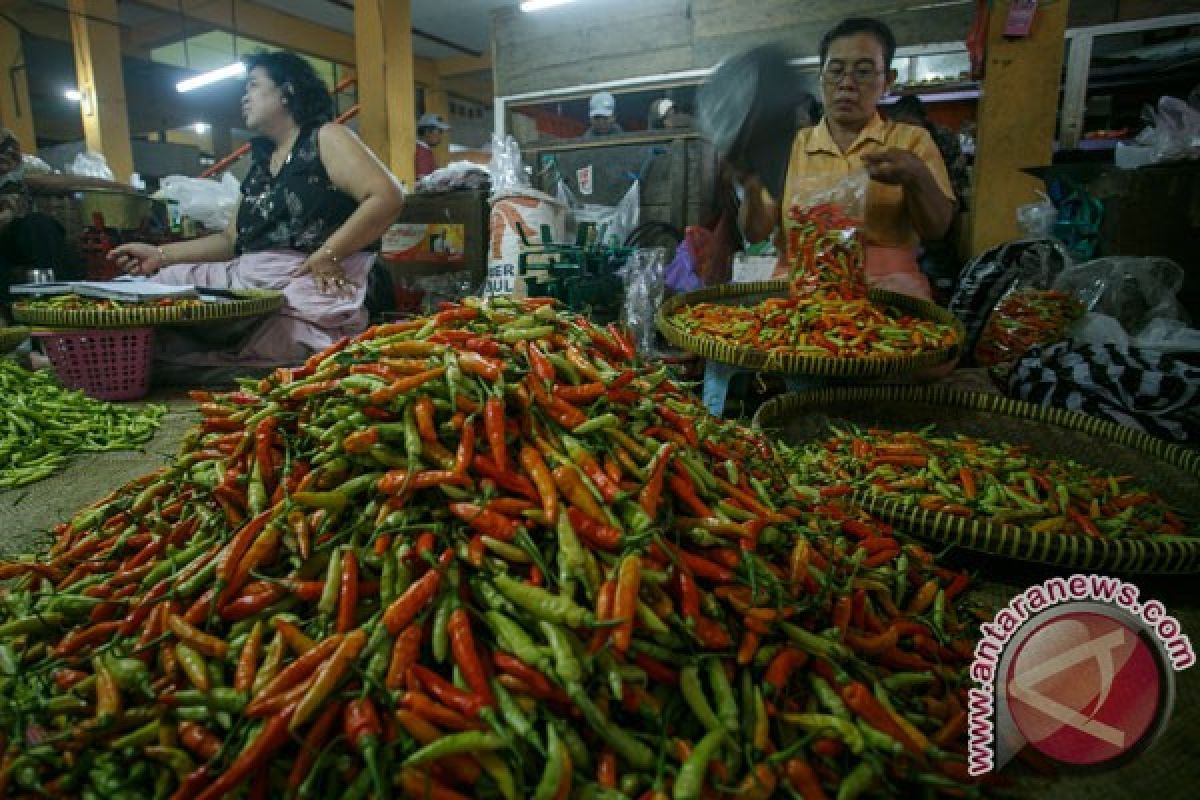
[821,66,884,85]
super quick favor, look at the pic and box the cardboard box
[382,223,466,264]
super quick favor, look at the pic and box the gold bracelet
[157,245,167,264]
[322,246,340,265]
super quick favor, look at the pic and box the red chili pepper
[386,622,425,691]
[554,382,606,405]
[409,664,484,717]
[485,395,508,470]
[178,721,222,763]
[528,342,556,383]
[459,351,504,383]
[343,697,388,797]
[382,550,452,635]
[518,446,559,526]
[464,337,502,357]
[638,444,675,518]
[287,700,342,790]
[448,502,521,542]
[193,707,295,800]
[447,607,496,707]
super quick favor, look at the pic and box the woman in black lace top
[108,52,404,367]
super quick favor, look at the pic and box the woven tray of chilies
[0,326,30,353]
[12,290,285,329]
[656,280,963,379]
[755,386,1200,574]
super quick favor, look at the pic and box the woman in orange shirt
[743,17,956,300]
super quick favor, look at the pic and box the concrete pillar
[68,0,135,183]
[968,0,1070,256]
[0,19,36,149]
[354,0,417,187]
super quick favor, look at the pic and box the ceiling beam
[436,53,492,79]
[125,0,355,65]
[122,15,214,57]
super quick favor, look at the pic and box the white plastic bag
[67,151,113,180]
[573,181,640,247]
[416,161,491,193]
[155,173,240,231]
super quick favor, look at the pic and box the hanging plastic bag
[488,134,530,197]
[573,181,641,247]
[783,170,869,297]
[1142,96,1200,164]
[155,174,241,231]
[620,247,666,355]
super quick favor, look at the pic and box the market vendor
[108,51,403,367]
[415,112,451,180]
[584,92,625,138]
[743,17,955,300]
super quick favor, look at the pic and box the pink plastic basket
[35,328,154,401]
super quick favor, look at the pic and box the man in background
[415,113,451,179]
[0,128,68,316]
[584,92,624,138]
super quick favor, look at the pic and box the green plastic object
[517,226,633,324]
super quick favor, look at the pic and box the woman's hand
[107,243,166,276]
[298,249,357,296]
[861,148,928,187]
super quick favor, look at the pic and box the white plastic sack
[487,189,566,297]
[67,151,113,180]
[155,173,241,231]
[416,160,491,193]
[558,180,640,247]
[1071,313,1200,354]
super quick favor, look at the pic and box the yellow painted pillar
[968,0,1069,256]
[0,19,36,149]
[354,0,416,187]
[68,0,134,183]
[425,87,451,166]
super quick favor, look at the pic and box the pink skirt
[153,249,371,368]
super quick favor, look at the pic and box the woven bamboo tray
[754,386,1200,574]
[0,327,30,353]
[11,291,285,329]
[656,280,963,378]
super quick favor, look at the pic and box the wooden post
[354,0,417,188]
[967,0,1069,256]
[68,0,135,183]
[0,19,36,149]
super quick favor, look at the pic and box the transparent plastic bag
[1052,256,1187,334]
[67,151,114,180]
[620,247,667,355]
[973,287,1085,372]
[573,181,640,247]
[488,134,529,197]
[1142,96,1200,164]
[1016,191,1058,237]
[783,170,869,297]
[949,238,1074,357]
[155,174,241,231]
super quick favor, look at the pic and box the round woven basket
[12,290,285,329]
[753,386,1200,574]
[0,326,30,353]
[655,280,963,378]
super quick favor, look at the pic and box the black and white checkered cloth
[1008,341,1200,444]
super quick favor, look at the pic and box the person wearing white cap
[415,112,451,178]
[584,92,624,138]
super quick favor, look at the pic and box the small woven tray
[12,290,285,329]
[754,386,1200,574]
[656,280,963,378]
[0,327,30,353]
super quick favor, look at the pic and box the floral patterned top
[235,124,357,254]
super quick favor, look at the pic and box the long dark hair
[244,51,333,128]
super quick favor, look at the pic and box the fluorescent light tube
[64,89,82,102]
[520,0,578,11]
[176,62,246,93]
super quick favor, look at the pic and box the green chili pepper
[673,729,725,800]
[680,665,724,735]
[707,659,739,735]
[567,684,654,770]
[492,574,596,628]
[402,731,505,767]
[836,761,877,800]
[533,724,567,800]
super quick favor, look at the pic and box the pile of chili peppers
[15,296,206,311]
[0,360,167,489]
[0,298,987,799]
[785,203,867,299]
[670,292,958,359]
[781,424,1192,539]
[974,289,1084,370]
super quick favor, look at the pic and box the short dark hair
[819,17,897,68]
[418,126,440,137]
[891,95,927,122]
[243,51,333,127]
